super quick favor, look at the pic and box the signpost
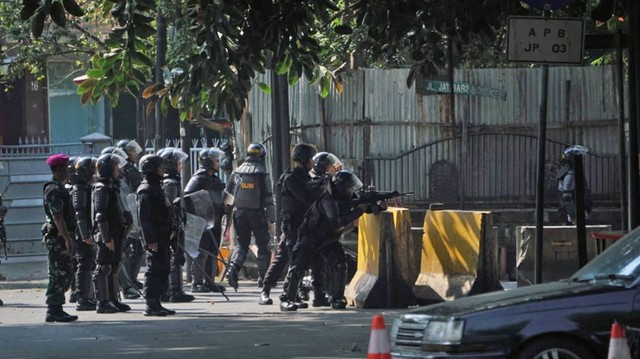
[521,0,573,10]
[507,16,585,65]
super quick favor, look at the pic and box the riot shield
[126,193,140,231]
[183,212,207,258]
[182,190,216,225]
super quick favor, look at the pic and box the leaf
[142,83,165,99]
[87,69,105,79]
[319,76,330,98]
[145,99,156,116]
[77,78,97,95]
[180,111,187,121]
[331,75,343,94]
[80,91,92,105]
[275,55,290,76]
[257,82,271,94]
[50,1,66,28]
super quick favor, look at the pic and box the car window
[571,226,640,282]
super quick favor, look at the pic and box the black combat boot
[45,305,78,323]
[312,288,331,307]
[75,298,96,311]
[170,291,195,303]
[280,270,301,312]
[205,282,227,293]
[157,298,176,315]
[259,285,273,305]
[143,298,167,317]
[122,286,141,299]
[68,291,80,303]
[109,276,131,312]
[96,300,119,314]
[227,266,239,291]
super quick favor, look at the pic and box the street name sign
[507,16,584,65]
[423,80,507,100]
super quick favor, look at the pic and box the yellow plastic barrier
[345,208,417,308]
[413,210,502,302]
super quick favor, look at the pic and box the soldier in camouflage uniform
[42,154,78,322]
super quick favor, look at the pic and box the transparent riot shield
[126,193,139,231]
[183,212,207,258]
[182,189,216,225]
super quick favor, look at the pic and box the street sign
[423,80,507,100]
[521,0,573,10]
[507,16,584,65]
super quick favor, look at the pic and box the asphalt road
[0,258,407,359]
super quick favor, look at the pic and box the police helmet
[198,147,224,170]
[70,156,97,183]
[312,152,343,176]
[246,143,266,160]
[96,153,127,179]
[562,145,589,163]
[67,156,79,182]
[101,146,129,160]
[116,139,143,156]
[331,171,363,198]
[157,147,188,173]
[292,143,317,163]
[139,154,164,176]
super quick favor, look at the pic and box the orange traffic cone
[608,322,631,359]
[367,315,391,359]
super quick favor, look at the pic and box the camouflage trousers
[44,235,73,306]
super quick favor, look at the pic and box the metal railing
[363,132,619,207]
[0,137,83,157]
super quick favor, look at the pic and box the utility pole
[270,73,290,238]
[155,11,167,150]
[628,1,640,229]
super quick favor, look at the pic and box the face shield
[208,148,225,161]
[126,140,144,155]
[111,154,128,168]
[171,149,189,163]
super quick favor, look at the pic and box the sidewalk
[0,255,48,289]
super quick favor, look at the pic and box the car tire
[516,338,596,359]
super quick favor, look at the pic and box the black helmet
[246,143,266,160]
[116,139,143,157]
[198,147,224,170]
[292,143,317,163]
[70,156,97,183]
[312,152,342,176]
[332,170,363,198]
[157,147,188,173]
[96,153,127,179]
[67,156,79,182]
[139,154,164,175]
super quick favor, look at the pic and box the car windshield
[571,226,640,283]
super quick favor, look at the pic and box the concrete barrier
[345,208,417,308]
[414,210,502,303]
[516,225,611,286]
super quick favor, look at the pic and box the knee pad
[98,264,112,277]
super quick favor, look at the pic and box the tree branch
[71,23,108,50]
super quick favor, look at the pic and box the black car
[390,226,640,359]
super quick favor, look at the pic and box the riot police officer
[43,154,78,322]
[157,148,195,302]
[557,145,592,225]
[259,143,317,305]
[93,152,130,314]
[281,171,366,311]
[184,147,226,293]
[116,139,145,297]
[137,154,176,316]
[225,143,276,290]
[69,156,98,311]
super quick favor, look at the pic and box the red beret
[46,154,70,167]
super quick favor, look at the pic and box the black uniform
[262,167,314,292]
[225,158,275,287]
[283,187,363,310]
[138,173,173,312]
[162,171,192,300]
[184,169,225,290]
[92,176,129,313]
[119,160,144,293]
[69,179,96,309]
[43,180,77,310]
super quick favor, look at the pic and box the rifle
[0,218,6,261]
[0,201,7,260]
[349,190,413,214]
